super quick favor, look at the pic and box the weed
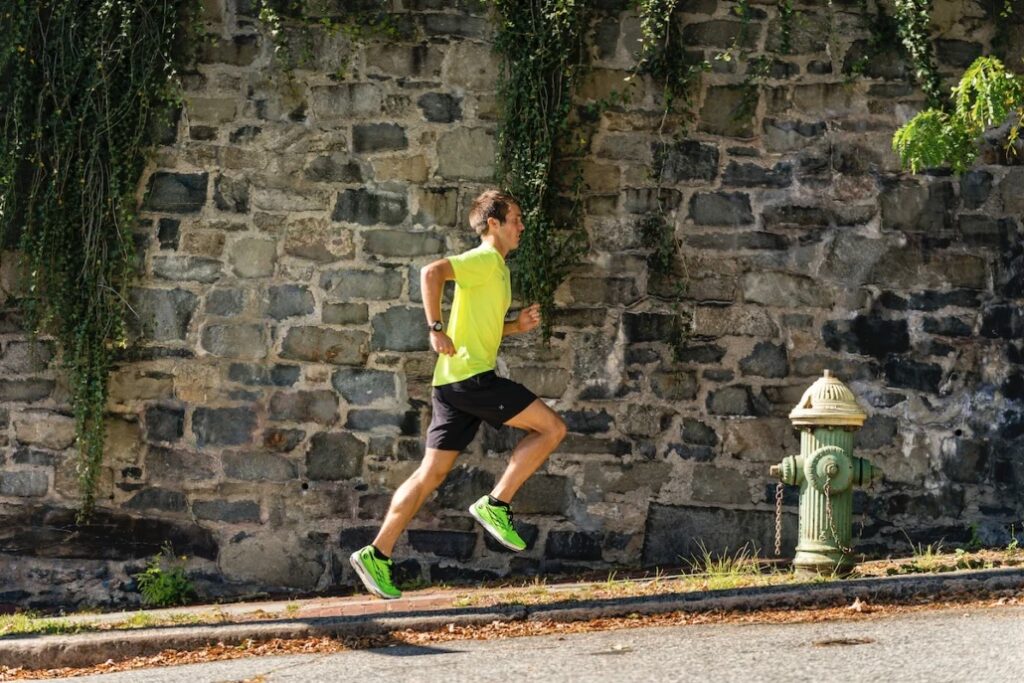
[134,543,196,608]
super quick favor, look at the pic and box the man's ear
[486,216,501,233]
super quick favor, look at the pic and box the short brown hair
[468,190,518,236]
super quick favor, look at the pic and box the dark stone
[806,60,832,74]
[562,409,613,434]
[189,125,217,141]
[417,92,462,123]
[331,368,398,406]
[157,218,180,249]
[906,290,981,311]
[667,443,716,461]
[623,188,682,214]
[682,418,718,446]
[145,405,184,443]
[0,505,217,560]
[346,409,419,436]
[266,285,315,320]
[650,370,699,400]
[429,564,499,584]
[706,385,757,416]
[306,432,365,480]
[206,289,245,316]
[192,406,256,447]
[229,125,261,143]
[214,175,249,213]
[339,526,377,552]
[822,316,910,358]
[0,379,55,403]
[483,522,539,553]
[12,447,62,466]
[722,161,792,188]
[1003,373,1024,400]
[857,415,899,449]
[959,215,1013,248]
[960,170,993,209]
[654,140,719,182]
[305,154,363,183]
[545,530,603,560]
[127,288,198,342]
[681,20,759,49]
[323,303,369,325]
[144,173,208,213]
[689,191,753,225]
[363,230,444,258]
[125,488,187,513]
[981,306,1023,339]
[223,452,297,481]
[332,189,407,226]
[228,363,300,387]
[408,530,477,560]
[422,12,489,39]
[642,503,797,567]
[0,470,48,497]
[515,474,572,515]
[842,39,911,80]
[371,307,430,352]
[739,341,789,377]
[435,466,496,510]
[622,312,679,342]
[263,428,305,452]
[936,39,983,68]
[352,123,408,153]
[193,499,260,523]
[559,435,631,456]
[280,327,368,365]
[884,358,943,393]
[762,204,835,229]
[146,446,217,482]
[698,85,756,137]
[879,180,957,233]
[269,390,339,425]
[674,343,727,364]
[923,316,973,337]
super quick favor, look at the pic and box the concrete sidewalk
[2,567,1023,671]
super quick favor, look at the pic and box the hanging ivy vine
[492,0,591,338]
[892,0,943,109]
[0,0,193,520]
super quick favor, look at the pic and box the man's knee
[415,463,450,490]
[545,416,567,444]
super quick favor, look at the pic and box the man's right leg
[372,448,459,556]
[350,448,458,599]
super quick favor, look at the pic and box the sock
[488,495,510,508]
[371,545,390,561]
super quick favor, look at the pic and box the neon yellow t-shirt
[432,243,511,386]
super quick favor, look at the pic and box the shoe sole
[469,505,526,551]
[348,552,400,600]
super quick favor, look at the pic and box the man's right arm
[421,258,456,356]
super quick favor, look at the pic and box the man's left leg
[469,399,566,550]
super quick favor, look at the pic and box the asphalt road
[42,606,1024,683]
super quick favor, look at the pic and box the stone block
[153,256,222,283]
[157,218,180,249]
[205,288,244,316]
[330,368,397,405]
[722,161,792,188]
[352,123,407,153]
[691,306,777,337]
[223,451,296,481]
[622,312,680,342]
[230,238,276,278]
[228,363,300,387]
[0,341,55,373]
[265,285,315,320]
[691,465,751,504]
[936,39,983,69]
[346,409,419,435]
[423,12,489,39]
[408,530,477,560]
[364,43,444,79]
[0,470,48,497]
[269,390,338,425]
[999,168,1024,214]
[414,187,459,227]
[263,428,305,453]
[435,466,496,510]
[417,92,462,123]
[320,268,403,300]
[650,369,699,401]
[125,488,187,513]
[323,302,369,325]
[621,403,667,437]
[371,307,429,352]
[219,532,323,589]
[654,140,719,182]
[960,170,993,210]
[790,82,866,116]
[857,415,899,450]
[146,446,217,482]
[304,154,363,183]
[332,188,407,226]
[445,42,499,89]
[822,315,910,358]
[280,327,368,365]
[201,324,267,359]
[0,379,55,403]
[437,128,495,181]
[923,315,973,337]
[214,175,249,213]
[568,276,639,305]
[742,272,831,308]
[545,530,602,560]
[706,385,758,416]
[880,180,957,233]
[762,118,826,152]
[959,215,1013,248]
[623,188,681,213]
[193,499,260,523]
[642,503,797,566]
[739,341,788,378]
[363,230,444,258]
[689,192,753,225]
[144,405,185,443]
[682,20,759,49]
[509,366,570,399]
[562,409,612,434]
[684,231,789,251]
[200,33,259,65]
[766,12,828,53]
[193,406,256,447]
[185,96,237,123]
[309,84,382,120]
[144,173,208,213]
[306,432,365,480]
[884,357,943,393]
[698,86,755,138]
[372,155,429,183]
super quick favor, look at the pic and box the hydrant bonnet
[788,369,867,428]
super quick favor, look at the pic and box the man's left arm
[504,303,541,337]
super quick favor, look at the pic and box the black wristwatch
[429,320,444,332]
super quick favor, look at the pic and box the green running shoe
[469,496,527,551]
[349,545,401,599]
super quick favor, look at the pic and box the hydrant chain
[824,477,855,556]
[774,482,784,556]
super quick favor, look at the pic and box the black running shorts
[427,371,537,451]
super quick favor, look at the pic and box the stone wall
[1,0,1022,609]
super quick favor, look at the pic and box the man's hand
[430,330,456,356]
[516,303,542,334]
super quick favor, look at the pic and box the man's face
[497,204,525,251]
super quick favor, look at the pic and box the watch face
[431,321,443,331]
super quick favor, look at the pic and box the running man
[349,189,567,599]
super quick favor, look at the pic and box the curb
[2,568,1022,670]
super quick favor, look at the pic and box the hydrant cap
[788,370,867,427]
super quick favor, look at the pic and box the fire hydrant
[769,370,883,575]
